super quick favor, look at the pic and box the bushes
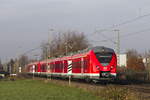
[127,49,145,71]
[125,69,149,81]
[92,85,137,100]
[117,67,149,82]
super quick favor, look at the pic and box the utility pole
[114,29,120,67]
[65,42,68,55]
[95,29,121,66]
[47,28,54,80]
[65,42,71,86]
[48,29,53,58]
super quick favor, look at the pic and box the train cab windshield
[95,53,113,66]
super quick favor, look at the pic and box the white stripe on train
[28,72,116,77]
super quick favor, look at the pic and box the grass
[0,79,100,100]
[48,79,140,100]
[0,78,143,100]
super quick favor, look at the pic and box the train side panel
[26,46,117,81]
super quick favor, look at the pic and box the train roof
[52,46,115,60]
[27,46,115,65]
[88,46,115,53]
[46,46,115,60]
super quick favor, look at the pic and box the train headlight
[110,66,114,69]
[96,66,100,70]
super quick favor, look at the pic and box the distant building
[143,57,150,70]
[117,54,127,67]
[143,58,150,65]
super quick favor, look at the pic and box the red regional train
[26,46,117,81]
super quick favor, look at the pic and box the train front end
[91,46,117,79]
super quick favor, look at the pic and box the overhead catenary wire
[90,12,150,44]
[92,27,150,44]
[121,28,150,38]
[98,12,150,32]
[22,46,42,56]
[94,30,117,44]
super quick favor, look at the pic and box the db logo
[103,67,107,70]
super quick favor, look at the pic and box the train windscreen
[95,53,113,66]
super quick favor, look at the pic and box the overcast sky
[0,0,150,62]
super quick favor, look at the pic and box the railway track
[123,84,150,100]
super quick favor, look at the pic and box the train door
[37,63,41,72]
[62,60,65,74]
[81,58,84,75]
[83,56,90,73]
[32,65,35,74]
[47,63,51,73]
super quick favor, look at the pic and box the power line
[88,12,150,39]
[94,30,116,44]
[92,12,150,45]
[99,13,150,32]
[22,46,41,56]
[91,27,150,44]
[121,28,150,38]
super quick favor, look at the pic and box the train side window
[84,59,89,68]
[55,61,61,71]
[53,62,55,71]
[41,64,46,71]
[60,61,63,71]
[50,63,53,70]
[72,58,81,68]
[64,60,67,72]
[53,63,55,70]
[44,64,47,71]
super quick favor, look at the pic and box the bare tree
[127,49,145,71]
[18,55,29,68]
[8,59,15,74]
[41,30,90,59]
[41,42,49,60]
[0,59,3,71]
